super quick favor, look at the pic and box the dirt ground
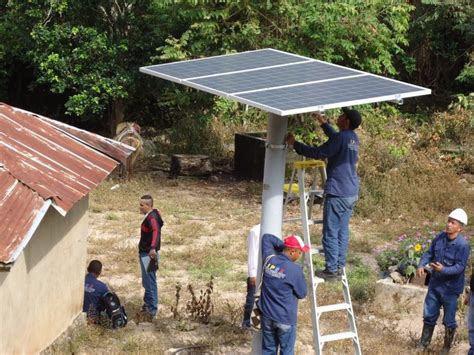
[47,173,472,354]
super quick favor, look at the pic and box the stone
[388,265,398,273]
[374,278,427,315]
[411,273,427,287]
[389,271,405,284]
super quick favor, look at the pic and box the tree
[0,1,169,134]
[407,0,473,94]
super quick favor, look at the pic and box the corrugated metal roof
[0,168,46,263]
[36,113,134,165]
[0,102,133,265]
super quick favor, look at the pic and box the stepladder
[283,159,362,355]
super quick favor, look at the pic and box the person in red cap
[257,233,309,355]
[286,107,361,282]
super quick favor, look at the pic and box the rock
[374,278,427,315]
[389,271,405,284]
[388,265,398,273]
[411,273,427,287]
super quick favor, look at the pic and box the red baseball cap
[284,235,310,253]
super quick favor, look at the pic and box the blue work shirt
[257,234,307,326]
[418,232,470,296]
[294,123,359,198]
[83,273,108,313]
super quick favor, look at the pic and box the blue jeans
[322,195,358,272]
[468,295,474,355]
[423,288,458,328]
[139,252,158,316]
[261,315,297,355]
[242,277,256,327]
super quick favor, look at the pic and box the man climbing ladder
[283,158,361,354]
[286,108,362,282]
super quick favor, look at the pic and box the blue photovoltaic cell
[141,48,430,115]
[235,75,422,112]
[189,61,361,94]
[144,49,305,80]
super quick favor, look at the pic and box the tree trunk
[109,98,125,137]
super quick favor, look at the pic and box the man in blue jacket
[83,260,109,323]
[286,108,361,281]
[416,208,469,353]
[258,233,309,355]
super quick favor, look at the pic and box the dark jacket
[139,209,164,252]
[294,122,359,197]
[257,234,307,326]
[83,273,108,313]
[419,232,470,296]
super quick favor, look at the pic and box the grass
[50,123,473,353]
[346,256,377,303]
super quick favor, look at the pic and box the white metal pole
[251,112,288,354]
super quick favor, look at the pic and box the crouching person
[258,233,309,355]
[83,260,128,328]
[416,208,469,353]
[83,260,109,323]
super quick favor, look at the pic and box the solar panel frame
[140,48,431,115]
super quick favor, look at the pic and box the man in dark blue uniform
[416,208,469,353]
[138,194,164,321]
[287,108,361,281]
[258,234,308,355]
[83,260,108,323]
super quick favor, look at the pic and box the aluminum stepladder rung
[283,159,361,355]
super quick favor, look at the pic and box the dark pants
[322,195,358,272]
[261,315,297,355]
[242,277,256,327]
[423,287,458,328]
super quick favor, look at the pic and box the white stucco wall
[0,196,88,354]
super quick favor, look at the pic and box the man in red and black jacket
[138,194,164,321]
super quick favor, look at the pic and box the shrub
[374,230,437,280]
[346,256,376,302]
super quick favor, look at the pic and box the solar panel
[140,48,430,115]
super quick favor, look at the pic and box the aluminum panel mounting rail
[140,48,431,115]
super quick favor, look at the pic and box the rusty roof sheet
[0,168,49,264]
[38,114,134,165]
[0,102,133,265]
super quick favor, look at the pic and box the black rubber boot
[416,323,435,350]
[440,327,456,354]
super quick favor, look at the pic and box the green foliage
[375,230,436,279]
[346,256,376,302]
[407,1,473,91]
[157,1,414,76]
[298,1,413,75]
[31,24,129,118]
[449,93,474,111]
[168,113,226,156]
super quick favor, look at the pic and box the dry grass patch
[49,165,473,353]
